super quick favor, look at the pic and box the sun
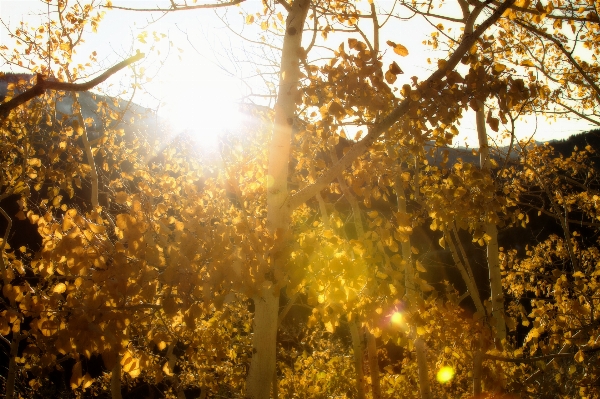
[156,74,245,149]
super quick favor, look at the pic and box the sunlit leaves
[386,40,409,56]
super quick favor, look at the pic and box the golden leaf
[493,63,506,73]
[87,222,106,234]
[53,283,67,294]
[387,40,409,56]
[115,191,128,204]
[82,373,94,389]
[162,361,173,376]
[520,59,535,67]
[70,361,83,389]
[385,70,397,84]
[325,321,334,333]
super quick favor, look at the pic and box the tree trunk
[349,319,366,399]
[246,1,309,398]
[415,337,432,399]
[366,332,381,399]
[111,359,123,399]
[5,333,22,399]
[446,225,485,315]
[330,147,382,398]
[245,292,280,399]
[473,348,483,397]
[395,163,432,399]
[476,103,506,344]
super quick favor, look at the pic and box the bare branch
[0,53,144,118]
[104,0,245,12]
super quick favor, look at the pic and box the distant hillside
[548,129,600,156]
[0,72,160,141]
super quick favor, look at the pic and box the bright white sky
[0,0,596,148]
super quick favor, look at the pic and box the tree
[2,0,600,398]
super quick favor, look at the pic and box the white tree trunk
[246,291,280,399]
[247,1,310,397]
[476,103,506,344]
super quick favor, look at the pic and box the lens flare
[436,366,455,383]
[390,312,403,326]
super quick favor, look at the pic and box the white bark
[246,291,281,399]
[415,337,432,399]
[476,102,506,344]
[246,1,310,398]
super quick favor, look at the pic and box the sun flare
[436,366,455,383]
[158,80,244,148]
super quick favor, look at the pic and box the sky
[0,0,597,148]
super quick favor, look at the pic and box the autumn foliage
[1,0,600,398]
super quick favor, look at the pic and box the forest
[0,0,600,398]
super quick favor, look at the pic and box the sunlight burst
[436,366,455,383]
[157,71,244,150]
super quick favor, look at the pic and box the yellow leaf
[387,40,409,56]
[493,63,506,73]
[115,191,128,204]
[575,350,584,363]
[246,14,255,24]
[70,361,83,389]
[82,373,94,389]
[162,361,173,376]
[87,222,106,234]
[53,283,66,294]
[376,271,388,279]
[520,59,535,67]
[385,70,397,84]
[416,261,426,273]
[325,321,334,333]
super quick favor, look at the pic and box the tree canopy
[1,0,600,398]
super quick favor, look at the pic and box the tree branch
[104,0,245,12]
[0,53,144,118]
[289,0,516,209]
